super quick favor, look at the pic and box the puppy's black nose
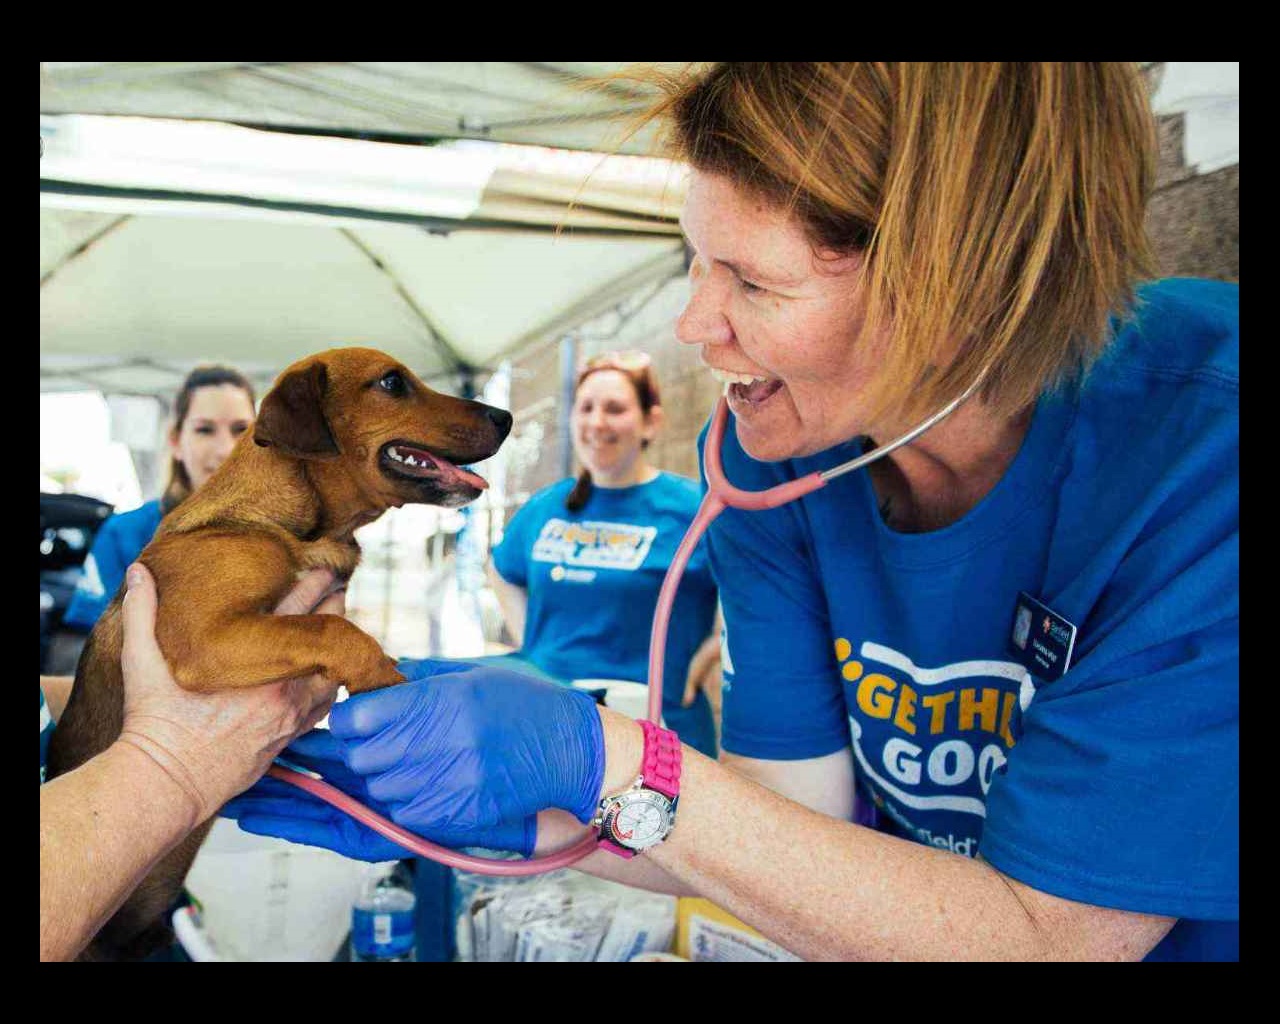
[485,405,513,440]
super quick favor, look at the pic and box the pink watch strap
[595,721,682,858]
[638,720,681,799]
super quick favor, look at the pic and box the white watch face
[608,790,674,850]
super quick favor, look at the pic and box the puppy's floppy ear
[254,362,340,459]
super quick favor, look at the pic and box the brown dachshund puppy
[45,347,512,961]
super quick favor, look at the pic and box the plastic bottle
[350,861,417,962]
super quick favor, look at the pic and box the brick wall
[1145,62,1239,282]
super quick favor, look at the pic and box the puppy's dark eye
[378,371,407,396]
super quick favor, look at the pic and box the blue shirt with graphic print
[701,278,1238,961]
[493,472,719,757]
[64,499,164,632]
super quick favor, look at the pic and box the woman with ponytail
[488,351,720,757]
[63,364,257,632]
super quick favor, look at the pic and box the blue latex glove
[222,728,535,859]
[330,657,606,849]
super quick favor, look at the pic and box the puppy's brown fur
[46,347,512,961]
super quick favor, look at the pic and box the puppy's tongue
[387,445,488,490]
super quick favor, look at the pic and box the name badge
[1009,592,1077,682]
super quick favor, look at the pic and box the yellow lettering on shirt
[999,690,1018,748]
[564,525,599,546]
[920,691,955,735]
[892,683,918,736]
[958,687,1000,734]
[857,673,896,719]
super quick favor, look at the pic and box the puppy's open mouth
[379,442,489,492]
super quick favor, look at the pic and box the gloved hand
[329,657,606,853]
[222,728,535,859]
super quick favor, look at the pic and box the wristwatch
[593,719,682,859]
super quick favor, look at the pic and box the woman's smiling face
[676,171,889,461]
[169,383,256,491]
[571,368,658,484]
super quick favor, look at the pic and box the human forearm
[669,753,1178,960]
[650,752,1012,960]
[40,741,201,961]
[547,709,1170,961]
[39,564,343,962]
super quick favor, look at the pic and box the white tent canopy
[40,62,693,402]
[39,62,686,155]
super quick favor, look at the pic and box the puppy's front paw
[346,656,406,694]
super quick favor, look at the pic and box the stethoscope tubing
[265,761,598,875]
[270,376,984,874]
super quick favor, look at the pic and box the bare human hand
[681,633,723,715]
[116,563,349,826]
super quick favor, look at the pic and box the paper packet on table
[592,884,678,962]
[452,860,553,962]
[462,870,568,962]
[454,870,678,962]
[514,888,615,961]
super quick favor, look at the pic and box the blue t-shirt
[701,278,1238,961]
[63,499,164,632]
[493,472,719,756]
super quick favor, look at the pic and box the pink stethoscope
[269,379,983,876]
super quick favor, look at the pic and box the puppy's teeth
[722,381,732,397]
[405,456,417,466]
